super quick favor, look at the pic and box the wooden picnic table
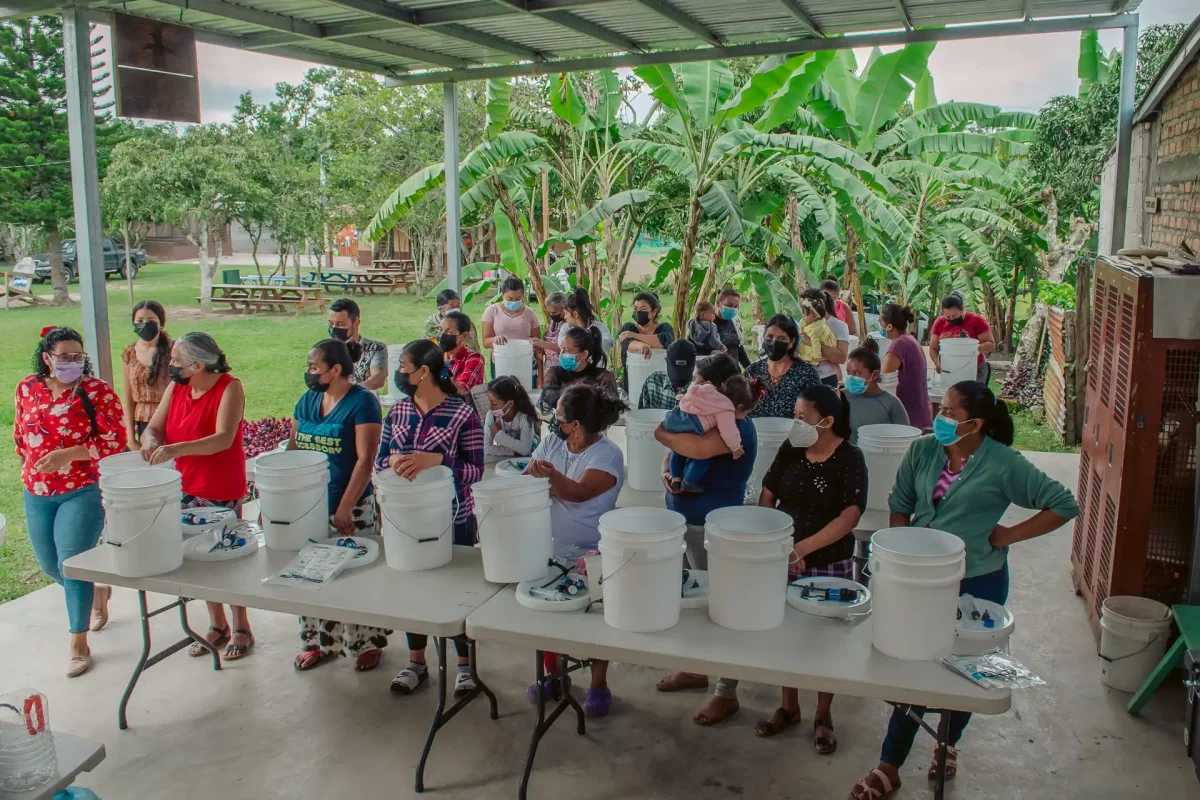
[372,258,415,270]
[315,268,415,296]
[200,283,326,316]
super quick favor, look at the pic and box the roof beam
[892,0,914,31]
[1023,0,1033,21]
[337,35,471,67]
[635,0,721,46]
[776,0,823,36]
[438,23,547,59]
[490,0,643,53]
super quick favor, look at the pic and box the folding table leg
[519,650,586,800]
[932,710,952,800]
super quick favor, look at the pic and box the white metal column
[62,5,112,381]
[1110,17,1139,253]
[443,82,462,295]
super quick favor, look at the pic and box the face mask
[946,316,965,326]
[720,306,738,321]
[634,310,651,326]
[845,375,868,395]
[549,313,564,323]
[328,326,351,342]
[558,353,578,372]
[168,365,190,385]
[554,420,574,441]
[304,371,330,393]
[788,420,818,448]
[933,414,966,446]
[52,360,85,383]
[765,340,790,362]
[503,300,523,312]
[395,369,420,397]
[134,322,159,342]
[438,333,459,352]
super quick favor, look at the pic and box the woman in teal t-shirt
[289,338,384,672]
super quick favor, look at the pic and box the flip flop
[354,648,383,672]
[189,625,229,657]
[814,717,838,755]
[655,672,710,692]
[294,650,324,671]
[755,707,801,738]
[583,688,612,718]
[693,697,739,726]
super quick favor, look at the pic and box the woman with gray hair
[141,331,253,660]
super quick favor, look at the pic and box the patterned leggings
[299,494,391,656]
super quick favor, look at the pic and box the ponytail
[952,380,1014,446]
[563,325,606,370]
[801,383,852,439]
[881,303,915,332]
[560,383,628,433]
[402,338,458,396]
[565,287,596,328]
[849,341,881,373]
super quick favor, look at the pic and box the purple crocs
[583,688,612,718]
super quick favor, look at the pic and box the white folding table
[466,588,1009,800]
[62,545,504,792]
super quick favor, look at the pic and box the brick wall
[1149,56,1200,252]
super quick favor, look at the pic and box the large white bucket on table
[494,339,534,392]
[870,331,891,356]
[626,409,669,492]
[598,508,686,633]
[1099,596,1173,692]
[857,424,922,512]
[627,348,667,411]
[380,343,406,405]
[938,337,979,389]
[255,450,330,551]
[704,506,794,631]
[375,465,457,571]
[99,450,176,476]
[869,527,966,660]
[749,417,795,498]
[100,468,184,578]
[473,476,552,583]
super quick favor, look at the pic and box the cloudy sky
[121,0,1196,124]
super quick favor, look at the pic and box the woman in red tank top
[142,332,253,660]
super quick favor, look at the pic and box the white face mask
[789,420,818,448]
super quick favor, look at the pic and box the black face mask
[765,340,790,362]
[946,316,965,326]
[550,314,564,324]
[394,370,418,397]
[552,418,573,441]
[438,333,459,353]
[328,326,351,342]
[304,371,329,392]
[167,365,190,385]
[633,310,651,326]
[134,322,159,342]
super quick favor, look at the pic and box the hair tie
[40,325,56,337]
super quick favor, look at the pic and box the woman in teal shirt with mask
[849,380,1078,800]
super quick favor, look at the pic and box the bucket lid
[495,339,533,353]
[871,527,965,560]
[857,424,922,440]
[704,506,794,541]
[473,475,549,499]
[599,507,686,539]
[100,467,182,492]
[752,417,796,436]
[374,464,453,492]
[255,450,327,474]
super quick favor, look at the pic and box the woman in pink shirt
[481,276,541,380]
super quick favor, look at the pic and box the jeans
[23,484,106,634]
[664,407,712,488]
[879,563,1010,766]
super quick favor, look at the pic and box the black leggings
[406,633,469,658]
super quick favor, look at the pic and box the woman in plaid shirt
[376,338,485,699]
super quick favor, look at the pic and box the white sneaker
[454,670,476,698]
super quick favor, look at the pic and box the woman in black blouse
[745,314,820,418]
[754,383,867,752]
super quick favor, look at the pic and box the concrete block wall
[1149,57,1200,252]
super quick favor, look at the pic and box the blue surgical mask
[503,300,523,312]
[844,375,867,395]
[558,353,578,371]
[932,414,964,446]
[720,306,737,321]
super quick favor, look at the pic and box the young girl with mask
[849,381,1078,800]
[484,375,540,458]
[843,339,909,443]
[121,299,172,448]
[538,326,619,416]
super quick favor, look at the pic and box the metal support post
[1110,17,1139,252]
[443,82,462,295]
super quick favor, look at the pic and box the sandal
[294,649,325,671]
[224,629,255,660]
[849,768,901,800]
[693,695,739,726]
[391,663,429,695]
[755,706,801,738]
[454,671,476,699]
[814,717,838,755]
[583,687,612,718]
[927,746,958,781]
[90,584,112,632]
[655,672,709,692]
[354,648,383,672]
[189,625,230,657]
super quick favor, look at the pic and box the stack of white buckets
[857,424,922,512]
[624,409,669,492]
[627,350,667,413]
[493,339,535,391]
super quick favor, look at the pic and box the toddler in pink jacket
[663,373,757,493]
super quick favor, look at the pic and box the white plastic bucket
[100,468,184,578]
[869,527,966,661]
[704,506,794,631]
[749,417,794,497]
[1099,596,1173,692]
[99,450,175,476]
[255,450,330,551]
[939,337,979,389]
[626,409,669,492]
[473,476,552,583]
[847,334,860,352]
[375,465,457,570]
[380,343,406,405]
[627,349,667,412]
[494,339,534,392]
[879,370,900,396]
[857,424,922,512]
[870,331,891,356]
[598,508,687,632]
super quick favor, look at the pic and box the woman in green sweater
[850,380,1079,800]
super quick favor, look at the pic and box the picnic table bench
[305,268,416,296]
[200,284,326,316]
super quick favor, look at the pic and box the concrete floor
[2,451,1196,799]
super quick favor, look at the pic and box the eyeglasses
[51,353,86,364]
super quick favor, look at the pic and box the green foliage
[1036,280,1076,310]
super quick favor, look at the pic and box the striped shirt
[931,456,969,505]
[375,394,484,524]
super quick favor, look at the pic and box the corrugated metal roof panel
[468,15,604,54]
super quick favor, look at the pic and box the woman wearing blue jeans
[849,381,1078,800]
[15,327,128,677]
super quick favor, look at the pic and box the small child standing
[663,369,758,493]
[796,298,836,368]
[687,301,727,356]
[484,376,541,458]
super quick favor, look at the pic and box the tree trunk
[495,180,547,308]
[1072,254,1093,444]
[1004,261,1020,354]
[695,238,727,307]
[843,223,867,337]
[586,241,601,308]
[197,220,213,313]
[123,221,135,311]
[47,228,72,307]
[672,196,704,331]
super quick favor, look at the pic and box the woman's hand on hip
[989,524,1014,549]
[390,451,442,480]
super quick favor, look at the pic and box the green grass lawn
[0,262,1074,604]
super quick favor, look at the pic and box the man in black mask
[635,339,699,410]
[327,298,387,392]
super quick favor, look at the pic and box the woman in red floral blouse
[15,327,127,677]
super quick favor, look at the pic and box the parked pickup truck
[34,238,147,282]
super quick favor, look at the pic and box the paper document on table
[262,543,355,590]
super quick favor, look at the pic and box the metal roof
[15,0,1140,83]
[1134,11,1200,124]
